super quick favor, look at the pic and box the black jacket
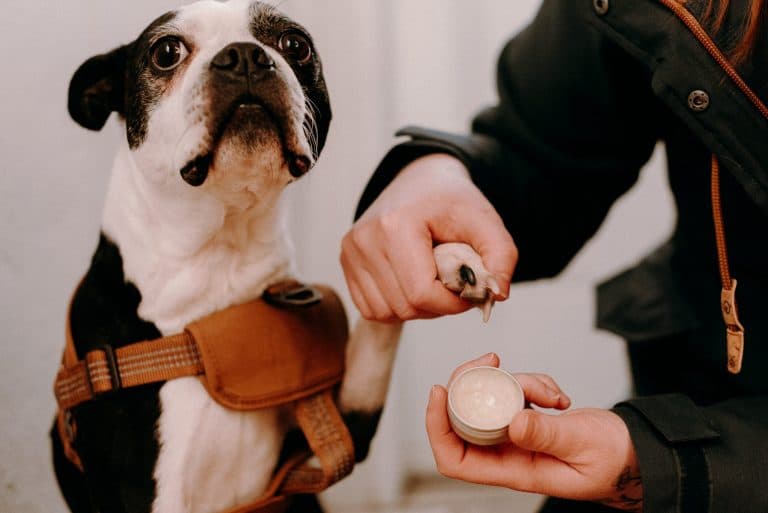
[355,1,768,511]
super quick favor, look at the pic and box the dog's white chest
[153,378,286,513]
[101,157,297,513]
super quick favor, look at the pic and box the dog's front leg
[339,319,402,461]
[338,242,499,461]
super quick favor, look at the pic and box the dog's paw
[434,243,500,322]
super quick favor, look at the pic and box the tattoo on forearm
[601,466,643,512]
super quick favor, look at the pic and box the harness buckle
[264,283,323,308]
[63,410,77,443]
[86,345,122,396]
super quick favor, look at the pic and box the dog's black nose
[211,42,275,78]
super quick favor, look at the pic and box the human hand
[341,154,517,322]
[426,354,643,512]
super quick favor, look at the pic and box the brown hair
[681,0,766,65]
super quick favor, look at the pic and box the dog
[52,2,499,513]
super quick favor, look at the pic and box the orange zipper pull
[721,282,745,374]
[711,155,745,374]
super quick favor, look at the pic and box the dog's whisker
[303,96,320,156]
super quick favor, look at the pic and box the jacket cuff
[354,127,475,220]
[613,394,720,513]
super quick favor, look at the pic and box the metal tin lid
[447,366,524,446]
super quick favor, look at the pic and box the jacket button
[688,90,710,112]
[593,0,610,15]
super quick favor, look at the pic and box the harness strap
[220,390,355,513]
[284,391,356,493]
[54,282,355,511]
[54,333,204,410]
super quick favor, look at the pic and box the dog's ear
[68,45,130,131]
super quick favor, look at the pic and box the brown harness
[54,282,355,513]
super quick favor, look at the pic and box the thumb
[429,202,517,299]
[473,225,517,299]
[507,410,578,459]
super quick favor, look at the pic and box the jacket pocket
[597,241,700,342]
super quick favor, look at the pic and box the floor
[331,474,544,513]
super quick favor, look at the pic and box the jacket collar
[589,0,768,215]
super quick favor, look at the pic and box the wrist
[355,142,472,221]
[600,415,643,512]
[399,153,472,183]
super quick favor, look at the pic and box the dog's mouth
[180,96,311,187]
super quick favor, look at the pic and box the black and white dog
[53,2,497,512]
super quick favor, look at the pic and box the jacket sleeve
[613,395,768,513]
[355,0,660,281]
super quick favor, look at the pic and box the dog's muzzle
[211,42,276,83]
[210,42,311,178]
[180,42,311,187]
[183,43,274,187]
[211,43,312,178]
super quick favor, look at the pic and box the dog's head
[69,0,330,195]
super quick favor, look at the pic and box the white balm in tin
[447,366,524,446]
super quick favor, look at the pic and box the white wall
[0,1,674,511]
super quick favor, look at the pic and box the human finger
[354,266,398,322]
[425,385,468,475]
[357,234,434,321]
[379,216,472,316]
[340,233,375,315]
[447,353,500,384]
[428,201,518,299]
[514,374,571,410]
[346,278,373,320]
[507,410,583,460]
[342,228,409,322]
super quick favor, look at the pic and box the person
[340,0,768,512]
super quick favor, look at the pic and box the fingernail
[492,275,509,300]
[430,385,440,400]
[487,276,501,296]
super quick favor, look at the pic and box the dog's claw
[482,297,495,323]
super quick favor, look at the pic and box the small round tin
[447,366,524,446]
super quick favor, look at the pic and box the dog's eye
[278,32,312,65]
[150,37,189,71]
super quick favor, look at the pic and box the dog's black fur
[52,235,164,513]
